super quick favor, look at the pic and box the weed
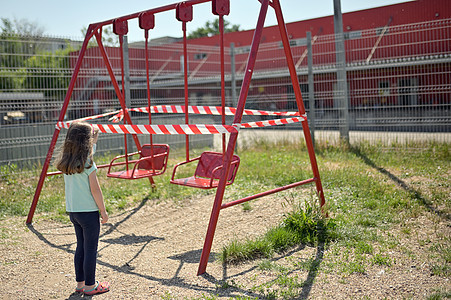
[426,288,451,300]
[344,260,366,274]
[258,259,287,272]
[220,198,336,264]
[372,253,392,266]
[0,163,18,184]
[291,257,321,272]
[355,240,374,255]
[431,264,450,277]
[241,201,252,212]
[220,237,273,264]
[282,198,337,245]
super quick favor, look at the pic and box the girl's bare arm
[89,171,108,224]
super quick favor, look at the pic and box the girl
[56,122,110,296]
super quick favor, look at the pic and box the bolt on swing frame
[26,0,326,276]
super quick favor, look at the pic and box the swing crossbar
[221,177,317,209]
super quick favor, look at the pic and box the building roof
[184,0,450,47]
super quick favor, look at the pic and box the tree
[23,44,74,99]
[0,18,46,92]
[1,17,45,37]
[81,25,119,47]
[187,18,240,39]
[0,17,72,99]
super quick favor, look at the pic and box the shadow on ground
[27,194,324,299]
[351,146,449,220]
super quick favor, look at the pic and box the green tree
[81,25,119,47]
[0,17,73,99]
[1,17,44,37]
[0,18,46,91]
[23,44,74,99]
[187,18,240,39]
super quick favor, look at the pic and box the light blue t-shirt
[64,162,99,212]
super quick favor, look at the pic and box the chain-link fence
[1,18,450,175]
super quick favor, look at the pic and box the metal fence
[1,18,450,175]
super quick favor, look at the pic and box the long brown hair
[56,122,97,175]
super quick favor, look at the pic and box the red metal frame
[26,0,327,278]
[196,0,326,275]
[177,2,193,162]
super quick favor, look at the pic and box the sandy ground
[0,189,449,300]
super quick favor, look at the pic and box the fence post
[123,35,134,151]
[230,42,238,150]
[333,0,350,142]
[230,43,237,108]
[307,31,315,146]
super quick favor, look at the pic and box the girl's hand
[100,211,109,224]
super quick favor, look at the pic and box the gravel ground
[0,192,449,299]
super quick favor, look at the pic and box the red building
[70,0,450,130]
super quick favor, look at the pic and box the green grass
[426,288,451,300]
[219,195,337,265]
[0,140,450,299]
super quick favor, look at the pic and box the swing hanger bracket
[113,18,129,35]
[139,12,155,30]
[176,2,193,22]
[212,0,229,16]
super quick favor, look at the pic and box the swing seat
[170,151,240,189]
[107,144,170,179]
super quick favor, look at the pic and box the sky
[2,0,412,42]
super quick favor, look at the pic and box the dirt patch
[0,193,449,299]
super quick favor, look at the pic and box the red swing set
[106,12,170,181]
[26,0,326,276]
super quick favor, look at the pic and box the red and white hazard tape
[109,105,300,122]
[74,109,122,122]
[57,105,306,135]
[240,115,307,128]
[57,122,240,135]
[56,114,307,135]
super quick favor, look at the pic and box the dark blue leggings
[69,211,100,286]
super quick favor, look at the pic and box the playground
[0,0,449,298]
[0,137,449,299]
[0,164,449,299]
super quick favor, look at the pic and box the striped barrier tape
[55,114,307,135]
[240,115,307,128]
[109,105,300,122]
[74,109,122,122]
[57,122,240,135]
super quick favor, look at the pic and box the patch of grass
[220,198,336,264]
[371,253,392,266]
[196,293,219,299]
[431,264,450,277]
[291,257,321,272]
[251,264,306,300]
[0,163,18,184]
[241,201,252,212]
[426,288,451,300]
[344,258,367,274]
[428,236,451,277]
[258,259,287,273]
[355,240,374,255]
[220,237,274,264]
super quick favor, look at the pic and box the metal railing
[1,18,450,174]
